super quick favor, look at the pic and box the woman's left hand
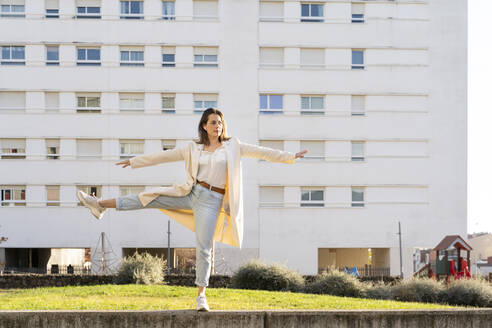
[295,150,308,159]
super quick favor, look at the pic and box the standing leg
[192,188,223,295]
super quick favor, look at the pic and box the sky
[468,1,491,233]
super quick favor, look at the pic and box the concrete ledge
[0,309,492,328]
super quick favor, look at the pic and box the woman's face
[203,113,223,140]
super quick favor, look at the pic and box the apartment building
[0,0,466,277]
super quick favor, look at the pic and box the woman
[77,108,308,311]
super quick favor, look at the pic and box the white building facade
[0,0,467,278]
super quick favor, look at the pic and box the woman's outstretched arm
[239,141,308,163]
[116,145,186,169]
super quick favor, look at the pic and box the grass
[0,284,458,311]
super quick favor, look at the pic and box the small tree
[0,225,7,274]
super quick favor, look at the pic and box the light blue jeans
[115,183,224,287]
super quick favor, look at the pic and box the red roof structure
[433,235,472,252]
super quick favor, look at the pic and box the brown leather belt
[196,180,225,195]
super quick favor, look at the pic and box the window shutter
[46,186,60,201]
[259,2,282,18]
[1,139,25,149]
[260,186,283,204]
[162,46,176,54]
[193,0,218,18]
[300,49,324,66]
[351,3,364,15]
[76,0,101,6]
[77,139,101,156]
[351,95,365,111]
[352,141,364,157]
[0,92,25,109]
[194,94,217,101]
[162,139,176,150]
[45,92,59,110]
[300,141,324,158]
[194,47,218,55]
[259,48,283,64]
[46,139,60,148]
[3,0,25,5]
[259,140,284,151]
[46,0,59,9]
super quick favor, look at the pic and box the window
[120,185,145,196]
[77,94,101,113]
[259,94,282,114]
[301,96,324,115]
[120,47,144,66]
[162,1,175,20]
[76,0,101,19]
[120,139,144,159]
[193,0,218,21]
[259,47,283,68]
[120,93,144,112]
[1,1,25,18]
[1,186,26,207]
[45,92,59,113]
[76,185,101,205]
[301,3,323,22]
[46,45,59,66]
[300,140,324,160]
[161,94,175,114]
[351,95,365,116]
[351,141,365,161]
[120,0,143,19]
[162,47,175,67]
[351,3,364,23]
[76,139,102,159]
[301,188,324,207]
[259,1,283,22]
[1,46,25,65]
[46,185,60,206]
[46,139,60,159]
[351,187,364,207]
[259,186,284,207]
[45,0,59,18]
[77,47,101,66]
[162,139,176,151]
[194,94,217,113]
[1,139,25,159]
[0,91,25,113]
[300,48,324,68]
[194,47,218,67]
[352,49,364,70]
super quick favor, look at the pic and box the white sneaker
[196,295,210,312]
[77,190,106,220]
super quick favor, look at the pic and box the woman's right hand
[116,159,131,168]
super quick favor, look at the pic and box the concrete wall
[0,310,490,328]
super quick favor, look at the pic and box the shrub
[440,278,492,307]
[390,278,444,303]
[304,268,366,297]
[230,259,305,292]
[364,281,392,300]
[114,252,167,285]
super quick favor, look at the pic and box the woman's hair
[197,108,231,145]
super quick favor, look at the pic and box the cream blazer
[129,136,296,249]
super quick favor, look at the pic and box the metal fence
[318,265,391,277]
[1,265,92,275]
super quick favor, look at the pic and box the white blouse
[196,144,227,189]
